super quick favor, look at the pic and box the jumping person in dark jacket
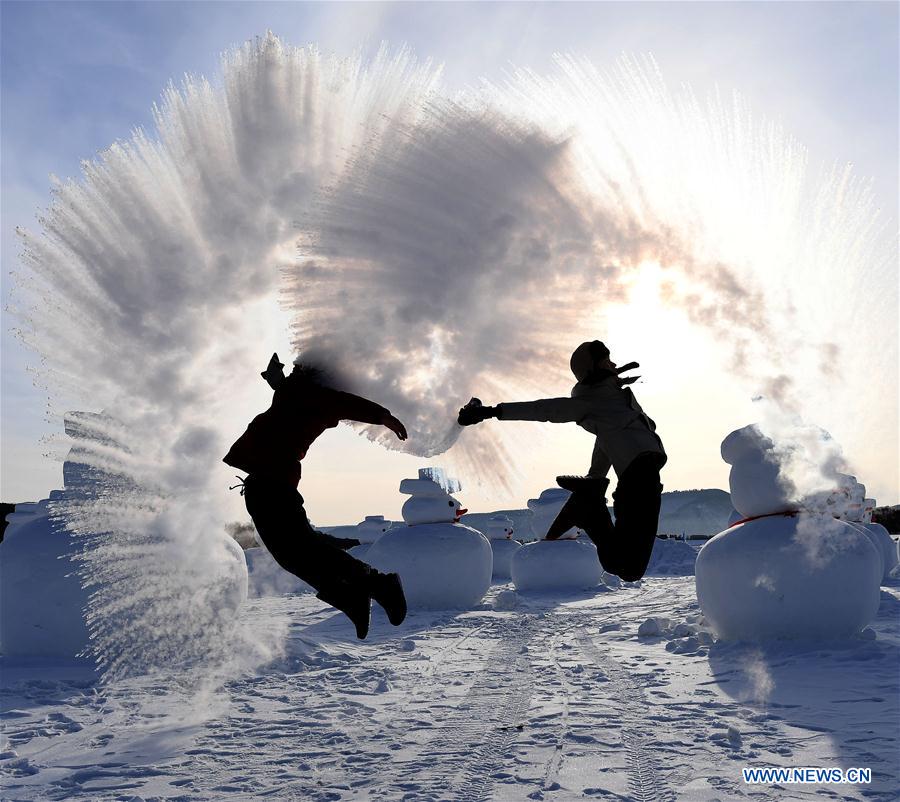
[458,341,667,581]
[224,354,408,639]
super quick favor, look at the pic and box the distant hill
[656,489,733,537]
[461,488,734,540]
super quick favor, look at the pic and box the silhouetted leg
[607,454,665,581]
[548,475,612,543]
[243,475,375,592]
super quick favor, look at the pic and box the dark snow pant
[550,452,665,582]
[242,474,375,601]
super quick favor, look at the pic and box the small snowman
[826,481,898,582]
[485,515,521,580]
[527,487,585,540]
[348,515,394,560]
[364,468,493,609]
[695,424,882,640]
[511,487,602,592]
[858,499,898,578]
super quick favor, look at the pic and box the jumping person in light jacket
[457,340,667,581]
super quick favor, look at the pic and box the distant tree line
[873,505,900,534]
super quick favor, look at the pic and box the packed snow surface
[512,539,603,592]
[364,522,493,609]
[2,576,897,801]
[696,515,882,640]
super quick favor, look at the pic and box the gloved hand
[458,398,498,426]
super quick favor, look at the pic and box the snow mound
[695,515,882,640]
[245,547,313,597]
[0,494,90,658]
[511,539,603,592]
[364,523,492,609]
[492,589,521,610]
[644,538,698,576]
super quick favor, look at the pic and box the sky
[2,1,898,522]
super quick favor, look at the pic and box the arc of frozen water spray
[12,34,444,678]
[9,35,893,678]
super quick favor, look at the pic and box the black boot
[316,585,371,640]
[370,572,407,626]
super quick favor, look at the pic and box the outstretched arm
[459,396,592,426]
[380,411,408,441]
[333,390,407,441]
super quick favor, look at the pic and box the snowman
[510,487,603,592]
[859,503,898,578]
[695,424,882,640]
[527,487,575,540]
[827,482,898,582]
[484,515,521,580]
[348,515,394,560]
[364,468,493,609]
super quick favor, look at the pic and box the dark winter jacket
[224,373,389,487]
[496,375,666,478]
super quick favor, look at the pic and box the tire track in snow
[577,628,676,802]
[375,614,538,801]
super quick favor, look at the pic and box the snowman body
[513,488,601,590]
[695,425,882,640]
[364,469,492,609]
[485,515,521,580]
[511,539,603,592]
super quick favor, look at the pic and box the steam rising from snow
[10,34,894,676]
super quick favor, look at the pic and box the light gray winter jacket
[497,376,666,478]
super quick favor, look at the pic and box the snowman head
[486,515,514,540]
[399,468,467,525]
[721,424,795,518]
[805,474,866,521]
[527,488,576,538]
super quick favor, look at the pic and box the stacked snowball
[695,425,882,640]
[365,468,492,609]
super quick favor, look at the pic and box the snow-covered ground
[2,570,898,801]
